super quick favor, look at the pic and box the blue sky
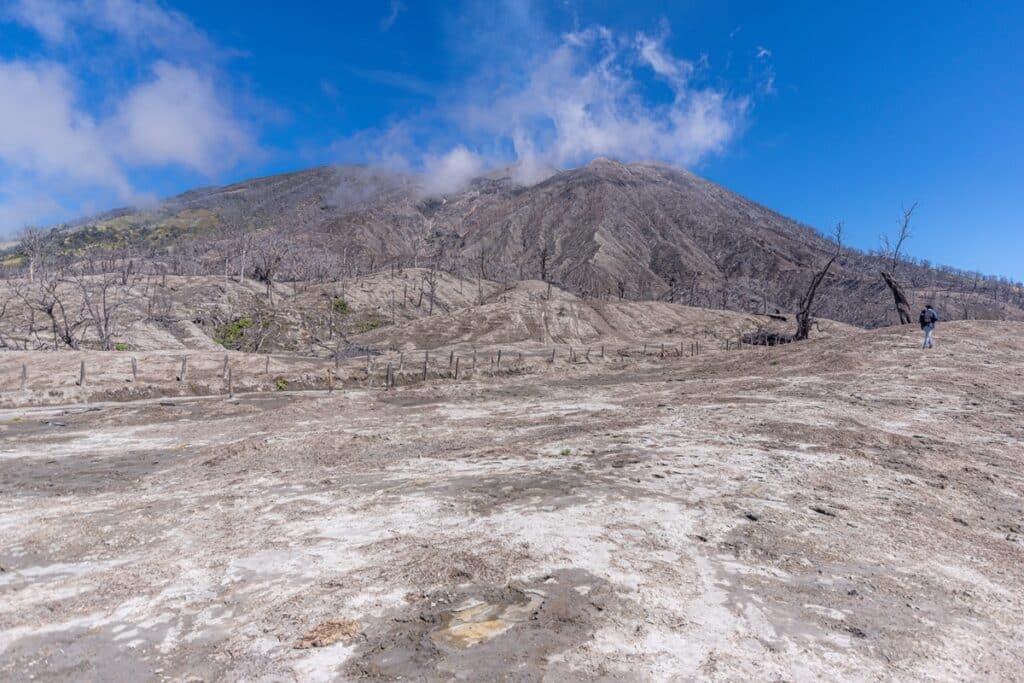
[1,1,1021,279]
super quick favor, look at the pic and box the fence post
[264,355,270,375]
[449,350,454,370]
[454,356,460,380]
[222,354,229,379]
[386,362,393,390]
[551,348,556,363]
[423,351,429,381]
[496,349,502,370]
[77,359,86,386]
[177,356,188,382]
[327,367,334,393]
[131,356,138,382]
[20,363,27,391]
[600,345,604,359]
[227,365,233,398]
[399,352,405,373]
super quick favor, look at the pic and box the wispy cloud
[347,66,435,96]
[340,19,751,193]
[755,45,776,95]
[380,0,405,31]
[4,0,215,55]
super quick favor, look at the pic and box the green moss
[354,317,382,333]
[214,317,252,349]
[331,297,350,314]
[114,342,132,351]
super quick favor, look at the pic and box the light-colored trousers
[923,324,934,348]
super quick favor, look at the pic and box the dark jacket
[919,308,938,328]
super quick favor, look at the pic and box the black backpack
[919,309,935,327]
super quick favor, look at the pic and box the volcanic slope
[28,159,1024,328]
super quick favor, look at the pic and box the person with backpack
[919,304,939,348]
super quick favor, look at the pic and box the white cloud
[337,23,750,188]
[0,0,256,232]
[636,32,693,90]
[0,60,133,197]
[461,26,748,171]
[114,62,253,174]
[422,145,485,195]
[4,0,213,54]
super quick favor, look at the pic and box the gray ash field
[1,321,1023,681]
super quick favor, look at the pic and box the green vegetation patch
[215,317,252,349]
[331,297,350,314]
[114,342,132,351]
[354,317,382,333]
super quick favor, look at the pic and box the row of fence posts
[21,353,267,392]
[9,336,749,396]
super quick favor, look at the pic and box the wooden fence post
[423,351,429,380]
[600,345,604,359]
[77,359,86,386]
[449,350,454,370]
[454,356,460,380]
[176,356,187,382]
[222,354,229,379]
[386,362,393,390]
[20,363,27,391]
[551,348,556,363]
[327,367,334,393]
[227,365,233,398]
[131,356,138,382]
[264,355,270,375]
[398,353,405,373]
[496,349,502,370]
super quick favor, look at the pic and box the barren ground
[1,321,1022,681]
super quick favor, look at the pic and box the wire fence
[1,335,771,407]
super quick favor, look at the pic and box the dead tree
[880,203,916,324]
[75,271,136,351]
[250,231,292,304]
[14,272,91,349]
[795,224,843,341]
[17,226,49,282]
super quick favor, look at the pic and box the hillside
[7,160,1023,328]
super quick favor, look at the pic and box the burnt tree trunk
[795,225,843,341]
[880,270,913,324]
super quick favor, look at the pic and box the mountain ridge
[8,159,1023,328]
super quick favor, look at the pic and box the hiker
[919,304,939,348]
